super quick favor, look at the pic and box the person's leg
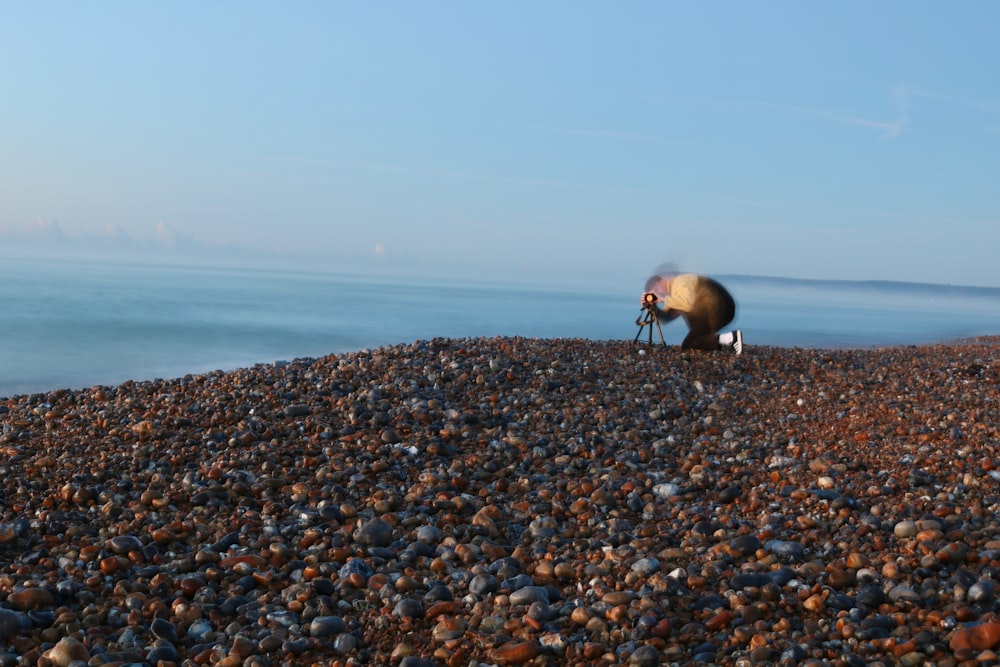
[682,280,740,351]
[699,278,735,331]
[704,281,742,353]
[681,315,722,350]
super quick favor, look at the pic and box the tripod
[634,303,667,346]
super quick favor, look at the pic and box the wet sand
[3,336,1000,666]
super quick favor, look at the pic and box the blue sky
[2,2,998,290]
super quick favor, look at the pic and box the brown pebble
[705,610,734,631]
[845,552,869,568]
[0,525,17,544]
[582,642,606,660]
[827,567,856,589]
[99,556,120,575]
[42,637,89,667]
[601,591,634,606]
[803,593,825,612]
[553,562,576,580]
[606,605,629,623]
[949,621,1000,651]
[651,619,671,638]
[533,560,555,583]
[490,640,541,664]
[425,600,456,620]
[7,588,54,611]
[432,616,467,642]
[571,607,592,625]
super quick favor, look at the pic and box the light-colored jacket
[654,273,736,333]
[658,273,699,313]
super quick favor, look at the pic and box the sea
[3,257,1000,399]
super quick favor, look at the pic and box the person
[641,271,743,354]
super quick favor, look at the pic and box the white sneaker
[732,330,743,355]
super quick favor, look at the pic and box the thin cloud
[1,220,187,249]
[785,105,908,139]
[750,89,909,140]
[155,221,178,246]
[725,84,996,140]
[900,85,999,114]
[678,88,913,140]
[31,218,65,236]
[105,223,130,239]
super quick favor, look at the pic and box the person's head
[644,264,679,298]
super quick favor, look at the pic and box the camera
[642,292,659,305]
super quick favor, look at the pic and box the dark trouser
[681,278,736,351]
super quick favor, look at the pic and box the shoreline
[4,334,999,403]
[3,336,1000,665]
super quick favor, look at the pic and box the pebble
[150,617,179,643]
[509,586,550,606]
[393,599,424,619]
[6,588,53,611]
[42,636,89,667]
[968,581,994,603]
[629,644,663,666]
[353,517,393,547]
[950,621,1000,651]
[490,639,541,664]
[631,557,660,576]
[2,336,1000,666]
[0,609,20,641]
[309,616,346,638]
[469,573,500,596]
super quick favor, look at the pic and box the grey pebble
[631,557,661,577]
[333,633,357,655]
[629,644,663,667]
[284,404,311,417]
[146,642,180,663]
[150,617,178,644]
[309,615,347,638]
[469,574,500,596]
[888,585,921,604]
[968,581,994,604]
[393,599,424,618]
[509,585,549,606]
[399,658,437,667]
[765,539,806,560]
[652,483,681,499]
[354,518,393,547]
[108,535,144,555]
[416,524,441,545]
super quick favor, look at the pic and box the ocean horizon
[3,257,1000,398]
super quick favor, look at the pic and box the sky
[2,2,999,291]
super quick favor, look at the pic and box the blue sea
[3,258,1000,398]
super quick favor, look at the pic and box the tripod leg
[634,310,650,343]
[635,308,667,347]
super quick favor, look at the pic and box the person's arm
[655,306,682,323]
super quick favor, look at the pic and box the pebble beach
[3,336,1000,667]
